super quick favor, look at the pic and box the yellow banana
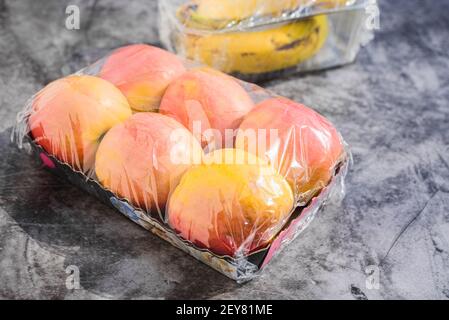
[177,15,329,76]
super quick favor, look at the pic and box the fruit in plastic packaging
[100,44,186,112]
[159,67,254,150]
[167,148,294,256]
[177,16,329,77]
[95,112,204,212]
[28,75,132,174]
[235,97,344,203]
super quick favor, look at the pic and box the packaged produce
[159,0,377,81]
[13,44,349,282]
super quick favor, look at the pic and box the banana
[178,0,352,30]
[176,15,329,77]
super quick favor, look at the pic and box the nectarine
[95,112,203,213]
[159,68,254,151]
[29,75,132,174]
[235,97,344,203]
[167,148,294,257]
[100,44,186,112]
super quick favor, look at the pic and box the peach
[99,44,186,112]
[29,75,132,174]
[235,97,344,203]
[95,112,203,213]
[159,68,254,151]
[167,148,294,257]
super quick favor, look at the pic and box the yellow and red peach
[99,44,186,112]
[29,75,132,174]
[235,97,344,203]
[159,68,254,151]
[167,148,294,256]
[95,112,203,212]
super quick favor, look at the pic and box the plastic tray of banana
[159,0,377,82]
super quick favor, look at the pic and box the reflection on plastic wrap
[172,0,361,31]
[13,43,350,282]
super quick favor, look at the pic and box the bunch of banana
[176,8,329,80]
[178,0,353,30]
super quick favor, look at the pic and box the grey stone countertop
[1,0,448,299]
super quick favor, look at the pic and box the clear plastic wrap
[13,43,349,282]
[159,0,377,81]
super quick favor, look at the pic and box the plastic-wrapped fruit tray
[13,43,349,282]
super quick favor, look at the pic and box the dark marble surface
[1,0,449,299]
